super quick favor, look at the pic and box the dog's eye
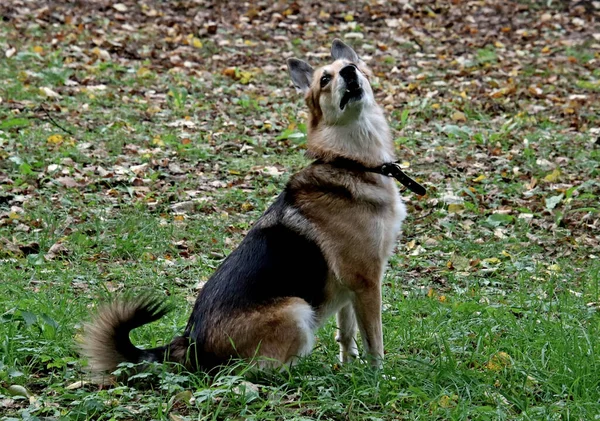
[320,74,331,88]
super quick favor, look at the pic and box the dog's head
[287,39,376,129]
[286,39,393,166]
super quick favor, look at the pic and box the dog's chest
[368,180,406,257]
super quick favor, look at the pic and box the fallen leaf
[543,168,561,183]
[448,203,464,213]
[545,194,563,211]
[65,381,90,390]
[39,87,61,98]
[485,352,511,371]
[112,3,128,12]
[451,111,467,122]
[56,177,78,188]
[45,241,69,260]
[47,134,64,144]
[130,163,148,175]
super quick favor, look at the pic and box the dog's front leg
[336,304,358,363]
[352,285,383,368]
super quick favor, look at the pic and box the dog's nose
[339,64,357,80]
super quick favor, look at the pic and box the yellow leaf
[427,288,436,298]
[482,257,501,265]
[47,134,64,144]
[152,136,165,146]
[448,203,464,213]
[241,202,254,212]
[438,295,447,303]
[431,103,440,109]
[543,168,560,183]
[147,106,161,115]
[344,14,354,22]
[460,91,468,99]
[501,250,512,258]
[451,111,467,122]
[318,10,330,19]
[137,67,151,78]
[547,264,561,272]
[192,38,203,48]
[33,46,43,54]
[174,215,185,221]
[473,174,486,182]
[485,352,511,371]
[494,41,505,48]
[541,46,551,54]
[239,71,253,84]
[439,395,453,408]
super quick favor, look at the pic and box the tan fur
[203,297,315,368]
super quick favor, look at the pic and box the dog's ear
[331,39,359,62]
[287,58,314,94]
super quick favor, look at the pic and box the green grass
[1,1,600,420]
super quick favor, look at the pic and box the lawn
[1,1,599,420]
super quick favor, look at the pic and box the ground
[1,0,599,420]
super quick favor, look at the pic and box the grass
[1,1,600,420]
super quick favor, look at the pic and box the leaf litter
[0,0,599,417]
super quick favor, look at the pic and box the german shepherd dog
[80,39,408,373]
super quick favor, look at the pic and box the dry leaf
[39,87,61,98]
[451,111,467,122]
[56,177,78,188]
[113,3,128,12]
[45,241,69,260]
[543,168,561,183]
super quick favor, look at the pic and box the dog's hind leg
[259,298,316,368]
[336,304,359,363]
[213,297,316,369]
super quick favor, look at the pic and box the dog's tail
[79,295,190,373]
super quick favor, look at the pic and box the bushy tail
[79,295,187,373]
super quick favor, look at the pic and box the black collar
[314,157,426,196]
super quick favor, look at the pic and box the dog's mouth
[340,81,363,110]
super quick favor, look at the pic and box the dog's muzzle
[339,64,363,110]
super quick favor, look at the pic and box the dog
[80,39,408,373]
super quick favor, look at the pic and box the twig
[38,104,75,136]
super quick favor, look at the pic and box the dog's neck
[306,106,395,168]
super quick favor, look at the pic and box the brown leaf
[56,177,78,188]
[45,241,69,260]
